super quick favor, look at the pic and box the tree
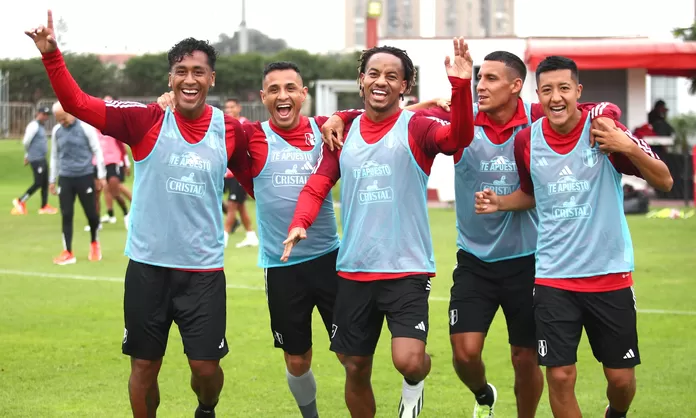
[55,17,69,53]
[120,53,170,97]
[213,29,287,55]
[673,22,696,94]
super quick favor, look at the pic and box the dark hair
[484,51,526,81]
[263,61,302,78]
[358,45,417,98]
[167,38,217,70]
[535,55,579,84]
[225,97,240,105]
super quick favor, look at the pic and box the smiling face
[536,69,583,130]
[260,68,307,130]
[168,50,215,117]
[360,52,407,114]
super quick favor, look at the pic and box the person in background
[12,106,58,215]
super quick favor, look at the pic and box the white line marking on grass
[2,269,696,316]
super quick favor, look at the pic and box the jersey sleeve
[42,50,161,147]
[224,115,255,198]
[514,127,534,195]
[609,121,660,177]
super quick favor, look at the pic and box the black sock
[107,209,114,217]
[195,401,217,417]
[473,383,494,407]
[404,378,420,386]
[606,406,627,418]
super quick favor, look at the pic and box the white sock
[287,369,318,418]
[401,378,424,404]
[224,231,229,248]
[246,230,257,239]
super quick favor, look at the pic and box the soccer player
[12,106,57,215]
[319,50,622,418]
[282,38,474,417]
[222,98,257,248]
[26,10,251,418]
[474,55,673,418]
[48,102,105,264]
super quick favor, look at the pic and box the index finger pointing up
[47,10,54,30]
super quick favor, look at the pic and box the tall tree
[213,29,287,55]
[673,22,696,93]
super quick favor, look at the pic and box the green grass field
[0,138,694,417]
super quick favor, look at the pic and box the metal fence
[0,98,269,139]
[0,71,9,137]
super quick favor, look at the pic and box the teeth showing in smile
[550,106,565,112]
[372,89,387,96]
[183,89,198,95]
[277,104,291,109]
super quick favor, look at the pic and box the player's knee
[340,355,372,380]
[452,340,482,368]
[393,350,426,378]
[108,178,121,196]
[510,346,538,371]
[189,359,221,379]
[605,369,635,392]
[130,358,161,385]
[546,365,576,388]
[285,353,311,376]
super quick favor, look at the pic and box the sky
[1,0,694,59]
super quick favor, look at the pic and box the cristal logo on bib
[358,180,394,204]
[479,156,517,172]
[552,196,592,219]
[481,175,514,195]
[167,172,206,197]
[272,161,314,187]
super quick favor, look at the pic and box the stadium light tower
[366,0,382,49]
[239,0,249,53]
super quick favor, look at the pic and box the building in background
[434,0,515,38]
[344,0,421,50]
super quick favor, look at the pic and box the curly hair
[167,38,218,70]
[357,45,417,98]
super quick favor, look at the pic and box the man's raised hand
[444,37,473,80]
[25,10,58,54]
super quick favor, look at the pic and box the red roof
[524,38,696,78]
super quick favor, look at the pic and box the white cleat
[398,380,424,418]
[472,383,497,418]
[235,232,259,248]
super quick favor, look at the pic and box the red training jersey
[514,110,660,292]
[290,77,474,282]
[42,49,251,272]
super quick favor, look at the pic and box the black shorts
[105,163,122,181]
[265,249,339,355]
[92,165,98,179]
[534,284,640,368]
[122,260,229,361]
[449,250,536,348]
[225,178,247,203]
[330,274,431,356]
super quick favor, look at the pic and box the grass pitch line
[2,268,695,317]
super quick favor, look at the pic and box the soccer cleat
[472,383,497,418]
[38,204,58,215]
[235,231,259,248]
[88,242,102,261]
[53,250,76,265]
[398,381,424,418]
[11,199,27,215]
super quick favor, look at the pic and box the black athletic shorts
[330,274,431,356]
[449,250,536,348]
[92,165,98,179]
[225,177,247,203]
[105,163,122,181]
[122,259,229,361]
[534,284,640,368]
[265,249,339,355]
